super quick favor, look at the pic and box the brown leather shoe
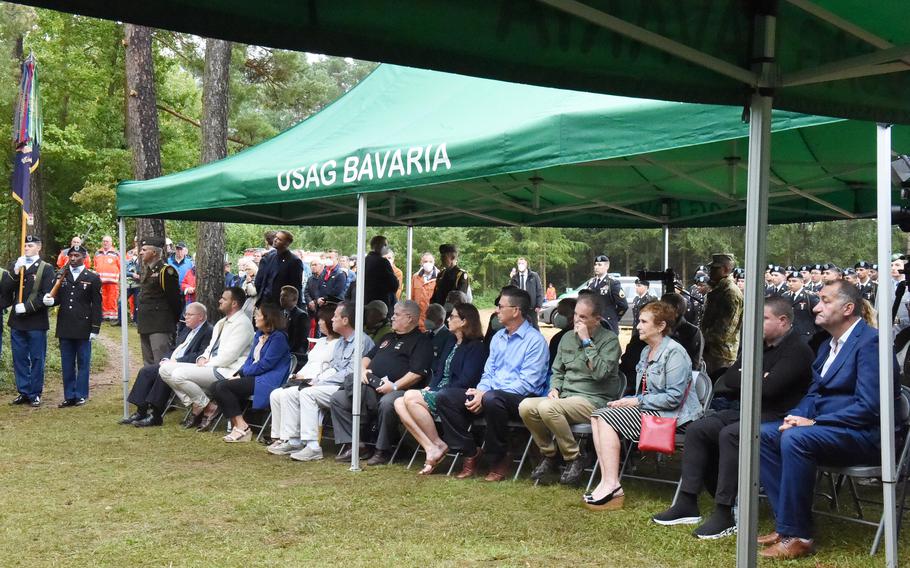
[759,537,814,560]
[484,454,512,482]
[757,531,781,546]
[455,448,483,479]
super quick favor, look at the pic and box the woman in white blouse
[237,256,259,320]
[266,304,340,454]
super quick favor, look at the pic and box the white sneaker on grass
[290,446,324,462]
[268,441,303,455]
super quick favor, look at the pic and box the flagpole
[17,210,26,302]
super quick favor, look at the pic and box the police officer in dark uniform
[630,278,656,336]
[42,245,102,407]
[430,243,471,305]
[7,235,55,407]
[583,254,627,334]
[782,271,818,342]
[855,261,877,304]
[136,236,182,365]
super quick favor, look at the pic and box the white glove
[14,303,26,314]
[42,294,54,306]
[13,256,27,272]
[89,333,99,341]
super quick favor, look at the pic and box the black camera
[637,268,677,296]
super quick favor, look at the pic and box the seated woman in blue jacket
[213,303,291,443]
[585,301,702,510]
[394,302,488,475]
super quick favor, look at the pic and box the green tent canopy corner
[116,64,904,227]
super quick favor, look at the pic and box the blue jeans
[11,329,47,399]
[59,338,92,400]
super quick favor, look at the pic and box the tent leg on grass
[351,193,367,472]
[876,123,898,567]
[118,217,130,420]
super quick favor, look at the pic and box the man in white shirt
[161,287,254,430]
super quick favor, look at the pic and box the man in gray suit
[510,257,544,328]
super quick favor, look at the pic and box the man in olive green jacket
[700,253,744,375]
[519,295,623,484]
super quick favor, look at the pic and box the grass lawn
[0,323,904,567]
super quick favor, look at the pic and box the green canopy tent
[117,65,901,228]
[19,2,910,565]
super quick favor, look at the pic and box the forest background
[0,4,905,306]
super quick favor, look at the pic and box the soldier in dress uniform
[764,264,775,296]
[854,261,877,304]
[700,253,744,376]
[0,262,15,360]
[686,274,708,326]
[733,267,746,292]
[766,265,787,297]
[583,254,627,334]
[799,265,811,282]
[806,264,824,293]
[630,278,656,337]
[7,235,55,407]
[42,245,102,406]
[782,271,818,342]
[430,243,472,306]
[822,263,843,285]
[136,236,183,365]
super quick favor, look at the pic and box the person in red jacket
[93,235,120,321]
[56,236,91,269]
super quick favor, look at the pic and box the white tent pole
[351,193,367,472]
[736,12,775,568]
[876,123,898,567]
[406,223,414,300]
[117,218,130,420]
[662,224,669,269]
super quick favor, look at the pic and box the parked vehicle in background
[539,274,663,327]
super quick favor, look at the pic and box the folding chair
[215,355,296,441]
[812,386,910,555]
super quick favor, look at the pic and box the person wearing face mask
[411,252,438,331]
[423,303,452,359]
[316,250,347,308]
[509,257,544,328]
[7,235,55,407]
[548,297,578,366]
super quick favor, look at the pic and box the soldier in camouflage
[699,253,744,376]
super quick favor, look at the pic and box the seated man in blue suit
[758,280,901,559]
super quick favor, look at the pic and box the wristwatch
[581,338,593,347]
[392,383,399,391]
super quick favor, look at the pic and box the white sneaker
[268,441,303,455]
[290,446,324,462]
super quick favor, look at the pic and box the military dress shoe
[59,398,86,408]
[759,537,814,560]
[456,448,484,479]
[134,414,163,427]
[10,394,29,405]
[30,396,41,407]
[757,531,781,546]
[119,411,146,425]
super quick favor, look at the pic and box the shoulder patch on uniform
[165,266,177,275]
[618,288,625,298]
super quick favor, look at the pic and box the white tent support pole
[662,225,669,269]
[737,10,776,568]
[406,223,414,300]
[118,217,130,420]
[538,0,757,85]
[876,123,898,567]
[350,193,367,472]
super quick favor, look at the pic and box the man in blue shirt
[436,287,549,481]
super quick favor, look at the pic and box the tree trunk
[124,24,165,245]
[195,38,232,316]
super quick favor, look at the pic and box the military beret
[811,264,824,271]
[141,236,166,248]
[787,271,803,280]
[697,265,708,272]
[872,264,878,271]
[785,265,797,273]
[799,265,810,272]
[826,264,842,273]
[635,278,650,286]
[732,268,745,278]
[67,245,87,256]
[766,264,774,271]
[855,261,872,269]
[594,254,610,263]
[694,274,709,284]
[843,268,856,276]
[24,235,41,244]
[770,265,784,274]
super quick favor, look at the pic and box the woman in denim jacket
[585,301,701,510]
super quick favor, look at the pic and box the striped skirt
[591,406,662,443]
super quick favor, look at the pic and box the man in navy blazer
[120,302,213,427]
[758,280,900,559]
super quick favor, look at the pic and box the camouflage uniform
[699,274,743,374]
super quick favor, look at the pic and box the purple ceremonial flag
[12,143,37,216]
[11,54,41,223]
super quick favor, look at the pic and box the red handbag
[637,370,692,455]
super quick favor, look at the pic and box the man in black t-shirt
[329,299,433,466]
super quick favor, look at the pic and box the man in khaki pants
[519,295,623,484]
